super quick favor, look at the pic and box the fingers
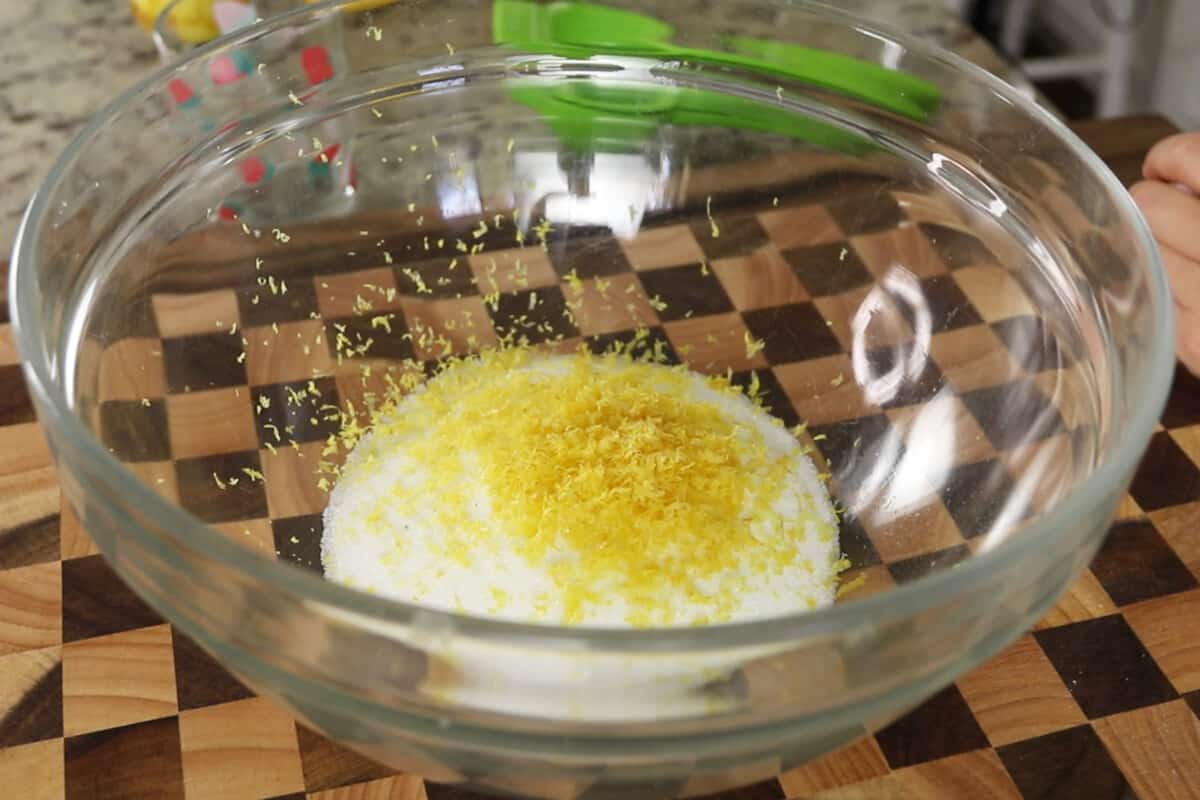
[1143,132,1200,194]
[1158,240,1200,315]
[1176,305,1200,377]
[1130,180,1200,263]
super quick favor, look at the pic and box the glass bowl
[10,1,1172,796]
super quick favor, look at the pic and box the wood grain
[956,635,1087,746]
[0,562,61,656]
[1034,569,1119,630]
[58,504,99,561]
[1094,699,1200,800]
[178,696,305,800]
[1124,588,1200,694]
[0,325,18,366]
[261,441,327,520]
[309,774,428,800]
[62,624,177,737]
[778,735,890,796]
[0,738,65,800]
[166,387,259,460]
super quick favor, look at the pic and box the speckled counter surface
[0,0,1039,254]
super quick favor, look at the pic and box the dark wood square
[62,555,164,643]
[688,214,770,261]
[99,400,171,462]
[960,379,1065,451]
[172,630,254,711]
[741,303,843,364]
[1187,689,1200,720]
[940,459,1022,538]
[95,290,160,340]
[996,724,1130,800]
[162,333,248,393]
[174,450,270,524]
[0,658,61,748]
[918,223,996,269]
[253,377,341,447]
[1128,431,1200,512]
[838,514,882,569]
[272,514,324,574]
[729,368,800,430]
[915,275,984,333]
[324,314,416,362]
[823,192,904,237]
[1161,364,1200,429]
[1090,519,1198,606]
[488,285,580,345]
[863,344,945,409]
[394,257,479,299]
[636,263,735,321]
[64,717,185,800]
[295,724,395,792]
[1034,614,1178,719]
[992,315,1073,373]
[586,327,679,364]
[545,229,635,279]
[783,242,874,298]
[886,544,971,584]
[0,363,34,425]
[810,414,896,484]
[236,276,320,327]
[873,684,989,769]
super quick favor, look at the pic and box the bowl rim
[8,0,1176,651]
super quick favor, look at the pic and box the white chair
[979,0,1144,118]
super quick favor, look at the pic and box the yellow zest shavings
[330,349,837,626]
[706,195,720,238]
[744,332,766,360]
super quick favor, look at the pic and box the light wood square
[774,354,879,426]
[1094,700,1200,800]
[401,297,498,361]
[566,272,658,337]
[0,739,64,800]
[957,634,1085,746]
[179,696,305,800]
[619,224,706,270]
[1125,588,1200,694]
[711,245,810,311]
[0,562,61,657]
[245,320,336,386]
[62,624,177,736]
[167,388,258,459]
[953,265,1036,323]
[153,289,240,338]
[929,326,1023,393]
[851,222,948,280]
[261,441,327,519]
[757,204,843,251]
[663,313,768,375]
[98,338,168,402]
[468,247,558,294]
[779,735,890,796]
[316,267,405,319]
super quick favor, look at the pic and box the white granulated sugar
[322,354,840,627]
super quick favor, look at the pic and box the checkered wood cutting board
[3,138,1200,799]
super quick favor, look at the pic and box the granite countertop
[0,0,1038,255]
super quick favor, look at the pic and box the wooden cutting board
[3,115,1200,800]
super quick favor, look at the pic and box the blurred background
[0,0,1192,250]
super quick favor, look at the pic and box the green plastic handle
[493,0,941,137]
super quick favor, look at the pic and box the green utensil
[493,0,941,153]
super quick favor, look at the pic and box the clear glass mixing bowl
[10,1,1173,796]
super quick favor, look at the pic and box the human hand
[1130,132,1200,375]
